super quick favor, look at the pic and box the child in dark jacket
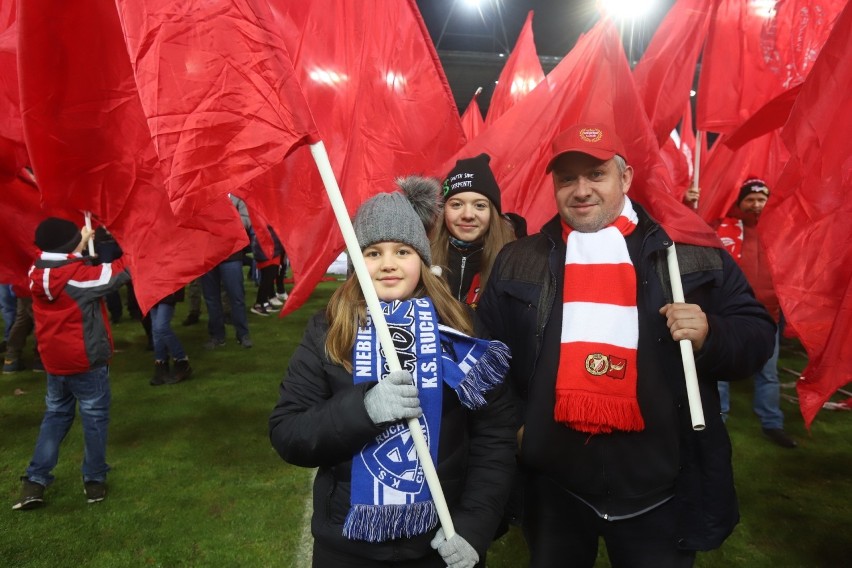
[269,177,516,567]
[13,218,131,510]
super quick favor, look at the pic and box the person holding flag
[269,177,515,567]
[476,123,776,567]
[715,179,796,448]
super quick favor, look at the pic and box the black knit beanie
[737,178,770,205]
[441,153,502,214]
[34,217,82,253]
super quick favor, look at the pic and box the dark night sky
[415,0,676,58]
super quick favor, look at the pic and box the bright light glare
[690,89,696,97]
[309,68,348,86]
[510,77,540,96]
[600,0,657,20]
[749,0,777,18]
[386,71,407,91]
[463,0,482,8]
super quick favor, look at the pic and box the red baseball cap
[545,123,627,173]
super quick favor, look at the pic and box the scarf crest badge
[345,298,510,542]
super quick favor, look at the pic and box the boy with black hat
[13,217,131,510]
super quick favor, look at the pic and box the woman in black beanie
[430,153,515,309]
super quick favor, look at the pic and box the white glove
[363,370,422,425]
[430,528,479,568]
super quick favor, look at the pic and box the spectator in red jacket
[13,217,130,511]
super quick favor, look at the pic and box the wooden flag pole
[308,141,456,538]
[84,211,96,256]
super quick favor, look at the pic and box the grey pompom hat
[352,176,442,266]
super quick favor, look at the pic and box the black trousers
[312,542,446,568]
[523,474,696,568]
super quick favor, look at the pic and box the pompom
[396,176,443,233]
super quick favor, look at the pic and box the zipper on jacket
[457,255,467,300]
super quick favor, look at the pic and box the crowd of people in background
[7,121,802,568]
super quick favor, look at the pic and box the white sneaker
[276,291,289,301]
[267,297,284,308]
[263,302,281,313]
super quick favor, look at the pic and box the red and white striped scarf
[555,197,644,434]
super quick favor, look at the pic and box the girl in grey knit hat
[269,176,515,568]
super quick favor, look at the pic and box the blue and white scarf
[344,298,510,542]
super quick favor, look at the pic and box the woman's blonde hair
[429,200,516,294]
[325,261,472,373]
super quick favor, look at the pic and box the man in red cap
[477,123,775,567]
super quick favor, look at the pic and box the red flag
[0,11,27,179]
[695,128,789,224]
[697,0,845,133]
[18,0,247,313]
[113,0,319,222]
[460,90,484,142]
[659,134,690,202]
[485,11,544,127]
[760,4,852,428]
[439,17,720,248]
[633,0,712,147]
[722,84,802,150]
[265,0,466,316]
[679,100,697,184]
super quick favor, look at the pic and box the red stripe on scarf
[563,263,637,306]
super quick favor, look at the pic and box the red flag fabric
[633,0,712,147]
[485,11,544,127]
[0,10,27,179]
[722,84,802,150]
[659,134,690,202]
[760,4,852,428]
[697,0,845,133]
[679,100,697,184]
[460,90,484,142]
[266,0,466,316]
[0,175,55,292]
[695,128,789,225]
[113,0,319,222]
[17,0,248,313]
[438,17,720,248]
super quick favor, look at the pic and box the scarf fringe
[453,340,511,409]
[554,392,645,434]
[342,501,438,542]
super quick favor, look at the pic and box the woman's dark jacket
[476,204,776,551]
[269,311,516,562]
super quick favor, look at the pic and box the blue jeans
[718,327,783,429]
[150,303,186,361]
[200,260,249,341]
[25,366,111,486]
[0,283,16,340]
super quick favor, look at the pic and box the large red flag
[113,0,319,223]
[484,11,544,128]
[760,4,852,428]
[633,0,712,147]
[679,100,697,184]
[17,0,247,313]
[0,8,27,179]
[263,0,465,316]
[460,90,484,142]
[697,0,845,133]
[438,17,720,248]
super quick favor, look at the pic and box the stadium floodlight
[599,0,657,20]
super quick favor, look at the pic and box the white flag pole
[691,130,702,210]
[83,211,96,257]
[308,141,456,538]
[666,243,706,431]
